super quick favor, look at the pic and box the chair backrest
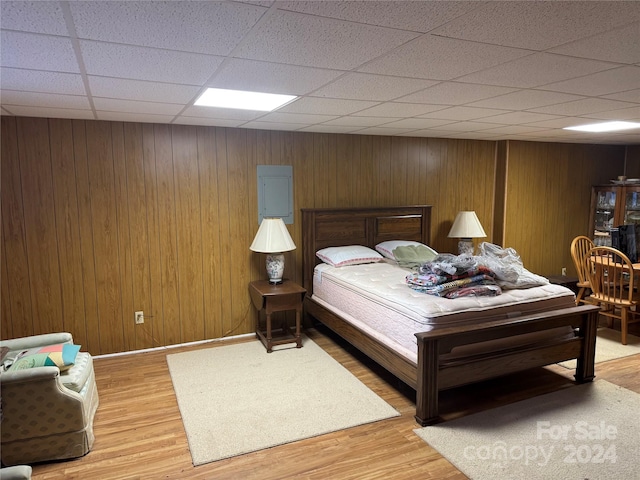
[586,246,635,304]
[571,236,594,284]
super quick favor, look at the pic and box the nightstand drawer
[265,293,302,312]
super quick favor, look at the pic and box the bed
[301,205,600,425]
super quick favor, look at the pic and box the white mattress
[312,262,577,363]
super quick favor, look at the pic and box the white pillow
[375,240,438,260]
[316,245,383,267]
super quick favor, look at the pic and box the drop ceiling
[1,0,639,144]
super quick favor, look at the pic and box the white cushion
[316,245,383,267]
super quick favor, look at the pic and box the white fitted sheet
[312,262,577,363]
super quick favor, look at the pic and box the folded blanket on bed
[418,253,477,276]
[393,245,438,270]
[406,272,501,298]
[410,265,495,287]
[444,283,502,299]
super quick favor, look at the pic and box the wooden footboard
[413,304,600,425]
[306,296,599,426]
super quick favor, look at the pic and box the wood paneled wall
[0,116,622,354]
[504,142,623,275]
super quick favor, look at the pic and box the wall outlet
[135,311,144,324]
[561,267,567,276]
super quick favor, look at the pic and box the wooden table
[591,255,640,273]
[249,279,306,353]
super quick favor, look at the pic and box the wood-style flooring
[31,324,640,480]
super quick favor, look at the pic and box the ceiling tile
[0,68,86,95]
[396,128,459,138]
[1,31,78,72]
[279,97,378,116]
[80,41,224,85]
[529,97,635,116]
[525,116,601,129]
[96,111,175,124]
[297,124,362,134]
[173,116,244,128]
[353,126,419,136]
[241,121,303,131]
[320,116,396,127]
[354,127,415,135]
[550,22,640,64]
[479,125,550,135]
[398,82,517,105]
[457,53,616,88]
[3,105,94,119]
[603,89,640,103]
[427,121,502,132]
[538,66,640,96]
[181,105,264,121]
[1,1,68,35]
[380,118,456,129]
[93,98,184,115]
[423,106,509,121]
[256,111,338,124]
[352,102,446,117]
[441,131,506,140]
[430,1,640,50]
[69,1,267,55]
[468,89,585,110]
[479,111,563,125]
[210,59,343,95]
[88,76,200,103]
[1,90,90,109]
[311,72,438,101]
[234,9,419,70]
[587,106,640,121]
[276,1,478,33]
[360,35,530,80]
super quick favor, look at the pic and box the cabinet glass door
[624,189,640,226]
[594,190,616,246]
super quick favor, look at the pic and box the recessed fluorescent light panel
[194,88,297,111]
[564,121,640,133]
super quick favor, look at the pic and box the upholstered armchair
[0,333,99,466]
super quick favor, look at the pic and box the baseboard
[94,332,255,359]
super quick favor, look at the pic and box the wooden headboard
[301,205,432,294]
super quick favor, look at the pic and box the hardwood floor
[31,324,640,480]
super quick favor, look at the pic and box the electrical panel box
[257,165,293,225]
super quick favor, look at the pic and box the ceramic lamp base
[266,253,285,284]
[457,238,474,256]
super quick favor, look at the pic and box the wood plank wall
[0,116,623,354]
[505,141,623,275]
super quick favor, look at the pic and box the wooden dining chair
[570,235,594,305]
[586,246,640,345]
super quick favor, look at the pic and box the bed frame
[301,206,600,426]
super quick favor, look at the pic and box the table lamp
[250,218,296,284]
[448,211,486,255]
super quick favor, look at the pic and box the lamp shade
[448,211,487,239]
[250,218,296,253]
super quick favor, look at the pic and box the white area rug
[415,380,639,480]
[167,336,399,466]
[558,327,640,369]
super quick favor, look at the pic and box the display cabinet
[590,183,640,246]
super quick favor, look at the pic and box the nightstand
[547,275,579,294]
[248,279,307,353]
